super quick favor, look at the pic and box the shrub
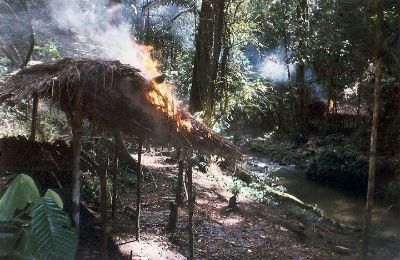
[306,148,368,195]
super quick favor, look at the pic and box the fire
[328,99,334,112]
[132,44,192,131]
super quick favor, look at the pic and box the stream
[246,156,400,241]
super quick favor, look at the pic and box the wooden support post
[99,158,108,258]
[166,201,178,233]
[176,148,184,207]
[135,138,143,241]
[111,135,119,220]
[186,151,194,260]
[29,94,38,141]
[167,148,184,233]
[70,113,83,232]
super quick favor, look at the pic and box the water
[246,156,400,240]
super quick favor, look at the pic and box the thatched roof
[0,58,241,160]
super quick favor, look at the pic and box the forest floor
[103,150,366,259]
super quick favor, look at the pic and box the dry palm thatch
[0,58,241,160]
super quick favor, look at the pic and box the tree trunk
[21,0,37,141]
[20,0,34,69]
[204,0,226,124]
[295,0,309,130]
[362,0,384,258]
[281,0,291,82]
[190,0,214,113]
[186,152,194,260]
[190,0,226,115]
[135,138,143,241]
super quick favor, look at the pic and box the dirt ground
[106,151,364,260]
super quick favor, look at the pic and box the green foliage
[0,174,40,221]
[229,178,245,196]
[0,174,77,259]
[31,197,77,259]
[34,43,62,59]
[44,189,64,209]
[306,149,368,195]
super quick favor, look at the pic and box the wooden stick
[135,138,143,241]
[186,150,194,260]
[176,148,184,207]
[111,135,119,220]
[29,94,38,141]
[99,157,108,258]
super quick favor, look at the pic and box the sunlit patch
[218,216,244,226]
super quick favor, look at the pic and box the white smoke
[259,48,294,83]
[49,0,156,80]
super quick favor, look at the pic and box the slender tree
[362,0,384,258]
[294,0,309,129]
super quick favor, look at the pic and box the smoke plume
[49,0,155,80]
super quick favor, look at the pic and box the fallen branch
[262,183,330,221]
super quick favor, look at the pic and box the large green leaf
[44,189,64,209]
[31,197,77,260]
[0,174,40,221]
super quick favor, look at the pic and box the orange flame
[328,99,334,112]
[134,44,192,131]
